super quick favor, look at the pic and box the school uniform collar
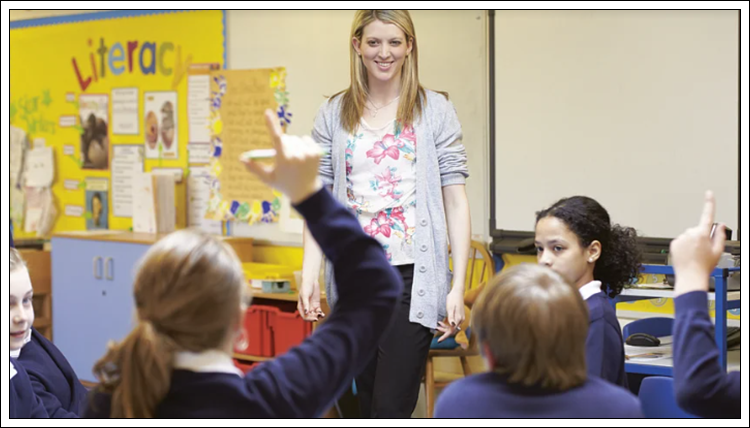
[579,280,603,301]
[10,330,32,359]
[173,349,243,377]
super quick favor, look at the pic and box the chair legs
[460,356,471,377]
[425,356,435,418]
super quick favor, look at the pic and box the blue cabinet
[52,237,149,382]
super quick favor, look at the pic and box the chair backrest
[445,241,495,352]
[639,376,699,418]
[449,240,496,297]
[623,317,674,339]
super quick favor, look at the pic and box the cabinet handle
[104,257,114,281]
[93,257,103,279]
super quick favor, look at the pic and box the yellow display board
[10,10,225,239]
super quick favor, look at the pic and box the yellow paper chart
[206,68,289,225]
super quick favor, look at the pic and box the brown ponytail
[92,230,248,418]
[94,322,176,417]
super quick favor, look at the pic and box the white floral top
[346,119,417,266]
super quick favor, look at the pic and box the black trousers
[355,264,434,418]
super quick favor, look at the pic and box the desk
[615,265,740,375]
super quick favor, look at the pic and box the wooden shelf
[249,289,327,303]
[250,291,299,302]
[54,230,253,244]
[34,318,51,329]
[20,249,52,341]
[52,232,254,262]
[233,354,272,363]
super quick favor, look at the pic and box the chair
[623,317,674,340]
[639,376,698,418]
[424,240,495,418]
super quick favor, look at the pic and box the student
[83,110,402,418]
[10,358,49,419]
[535,196,640,387]
[11,248,88,418]
[300,10,471,418]
[435,264,643,418]
[671,191,739,418]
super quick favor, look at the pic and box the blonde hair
[92,230,248,418]
[10,247,26,272]
[472,264,589,391]
[335,10,443,134]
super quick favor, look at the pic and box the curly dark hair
[536,196,641,298]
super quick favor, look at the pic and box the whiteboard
[492,10,738,239]
[227,10,488,244]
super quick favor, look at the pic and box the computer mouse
[625,332,661,347]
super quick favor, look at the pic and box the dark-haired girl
[534,196,641,387]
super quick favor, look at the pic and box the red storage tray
[268,309,313,356]
[234,305,275,357]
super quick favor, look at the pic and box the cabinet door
[52,238,148,382]
[100,242,149,347]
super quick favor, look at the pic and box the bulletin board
[9,10,225,240]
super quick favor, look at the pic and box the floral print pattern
[346,120,417,265]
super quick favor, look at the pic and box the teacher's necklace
[367,95,400,118]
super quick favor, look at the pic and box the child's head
[9,248,34,352]
[535,196,641,298]
[472,264,589,391]
[93,230,249,418]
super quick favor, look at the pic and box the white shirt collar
[579,280,603,301]
[10,330,32,359]
[173,349,244,377]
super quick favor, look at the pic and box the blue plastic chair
[623,317,674,339]
[639,376,699,418]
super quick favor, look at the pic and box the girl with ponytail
[534,196,641,388]
[84,110,402,418]
[89,230,247,418]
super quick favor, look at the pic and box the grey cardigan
[312,89,469,330]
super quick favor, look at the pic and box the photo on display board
[85,178,110,230]
[79,94,110,170]
[144,91,178,159]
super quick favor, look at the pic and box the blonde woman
[298,10,472,417]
